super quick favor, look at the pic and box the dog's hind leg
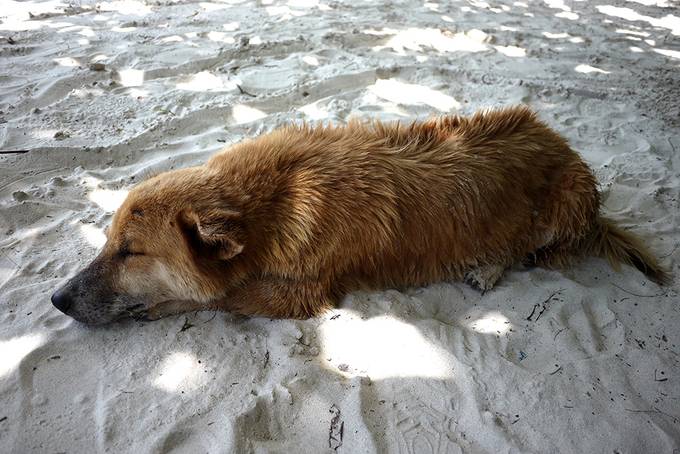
[464,264,506,293]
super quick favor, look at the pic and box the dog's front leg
[215,277,335,319]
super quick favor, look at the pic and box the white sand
[1,0,679,452]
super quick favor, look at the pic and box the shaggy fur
[51,105,668,324]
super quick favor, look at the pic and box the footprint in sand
[506,290,624,371]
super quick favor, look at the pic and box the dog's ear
[178,207,244,260]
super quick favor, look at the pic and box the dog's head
[51,168,247,324]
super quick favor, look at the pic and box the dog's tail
[583,217,669,285]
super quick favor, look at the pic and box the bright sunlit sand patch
[368,79,460,112]
[89,188,129,212]
[266,5,308,17]
[232,104,267,124]
[0,333,45,378]
[494,45,526,57]
[555,11,579,20]
[73,87,106,98]
[117,69,145,87]
[320,314,454,379]
[98,0,152,15]
[161,35,184,43]
[374,27,489,55]
[206,31,235,43]
[654,48,680,59]
[176,71,236,91]
[302,55,319,66]
[153,352,202,392]
[79,224,107,248]
[32,128,61,139]
[299,100,329,120]
[597,5,680,35]
[575,64,610,74]
[54,57,80,67]
[468,312,511,334]
[615,28,650,37]
[78,27,95,38]
[543,32,570,39]
[0,0,67,30]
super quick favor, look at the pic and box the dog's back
[208,106,613,291]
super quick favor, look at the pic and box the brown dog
[51,106,667,324]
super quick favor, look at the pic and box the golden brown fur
[50,105,668,324]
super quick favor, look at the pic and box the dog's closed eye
[118,245,145,259]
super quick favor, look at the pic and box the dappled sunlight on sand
[0,333,45,378]
[372,27,489,54]
[368,79,460,112]
[176,71,237,92]
[299,100,329,120]
[0,0,68,31]
[467,311,512,335]
[116,68,145,87]
[302,55,320,66]
[653,48,680,59]
[53,57,80,67]
[494,45,526,57]
[153,351,203,392]
[88,188,129,212]
[232,104,267,124]
[597,4,680,35]
[575,64,611,74]
[320,313,455,379]
[79,223,107,248]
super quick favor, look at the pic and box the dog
[51,105,668,324]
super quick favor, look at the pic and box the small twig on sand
[0,150,30,154]
[625,407,678,423]
[549,366,563,375]
[328,404,344,451]
[236,84,256,97]
[180,317,194,332]
[527,289,564,321]
[612,283,666,298]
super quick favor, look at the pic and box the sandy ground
[1,0,680,452]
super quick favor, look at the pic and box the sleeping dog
[51,106,667,324]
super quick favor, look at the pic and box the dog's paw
[464,264,505,293]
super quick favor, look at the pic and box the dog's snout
[51,287,72,314]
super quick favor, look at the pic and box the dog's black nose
[51,288,72,314]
